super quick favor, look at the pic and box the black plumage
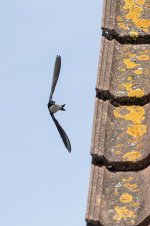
[48,55,71,152]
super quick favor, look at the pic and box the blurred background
[0,1,102,225]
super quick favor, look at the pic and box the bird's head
[47,101,55,109]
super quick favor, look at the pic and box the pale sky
[0,1,102,225]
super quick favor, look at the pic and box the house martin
[47,55,71,152]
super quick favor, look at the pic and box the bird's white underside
[49,104,61,113]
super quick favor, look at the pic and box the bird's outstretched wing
[50,113,71,152]
[49,55,61,102]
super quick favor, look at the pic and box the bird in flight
[47,55,71,152]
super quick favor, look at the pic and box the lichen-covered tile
[86,165,150,226]
[91,99,150,170]
[102,0,150,40]
[96,38,150,104]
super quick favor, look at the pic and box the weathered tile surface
[102,0,150,40]
[86,1,150,225]
[91,99,150,170]
[86,165,150,226]
[96,38,150,104]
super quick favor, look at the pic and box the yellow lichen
[123,83,133,91]
[123,0,150,32]
[122,177,133,182]
[144,50,150,54]
[128,89,144,98]
[123,151,141,161]
[114,106,145,124]
[118,22,127,30]
[115,150,121,155]
[130,31,139,38]
[143,28,149,32]
[116,16,123,21]
[114,106,146,149]
[137,55,150,61]
[113,206,135,221]
[127,125,147,137]
[120,193,133,203]
[123,183,137,189]
[123,58,139,69]
[130,53,136,58]
[128,76,132,81]
[137,0,146,5]
[132,202,140,207]
[122,83,144,97]
[134,19,150,29]
[126,6,142,20]
[123,0,134,9]
[134,69,143,74]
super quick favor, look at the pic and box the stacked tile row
[86,0,150,225]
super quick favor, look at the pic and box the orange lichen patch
[137,55,150,61]
[136,0,146,5]
[144,49,150,54]
[115,150,121,155]
[114,105,147,160]
[113,206,135,221]
[123,83,132,91]
[122,177,133,182]
[123,183,137,189]
[126,6,142,20]
[123,151,141,161]
[123,83,144,97]
[123,0,150,32]
[134,69,143,74]
[130,53,136,58]
[132,202,140,207]
[116,15,123,21]
[120,193,133,203]
[134,19,150,29]
[143,28,149,32]
[127,125,147,137]
[128,76,132,81]
[118,22,128,30]
[114,106,145,124]
[128,89,144,98]
[130,31,139,38]
[123,58,139,69]
[123,0,134,9]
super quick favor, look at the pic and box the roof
[86,0,150,225]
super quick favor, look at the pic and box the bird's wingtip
[56,55,61,59]
[67,146,71,153]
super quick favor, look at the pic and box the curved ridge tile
[102,0,150,42]
[96,38,150,101]
[86,165,150,226]
[91,99,150,170]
